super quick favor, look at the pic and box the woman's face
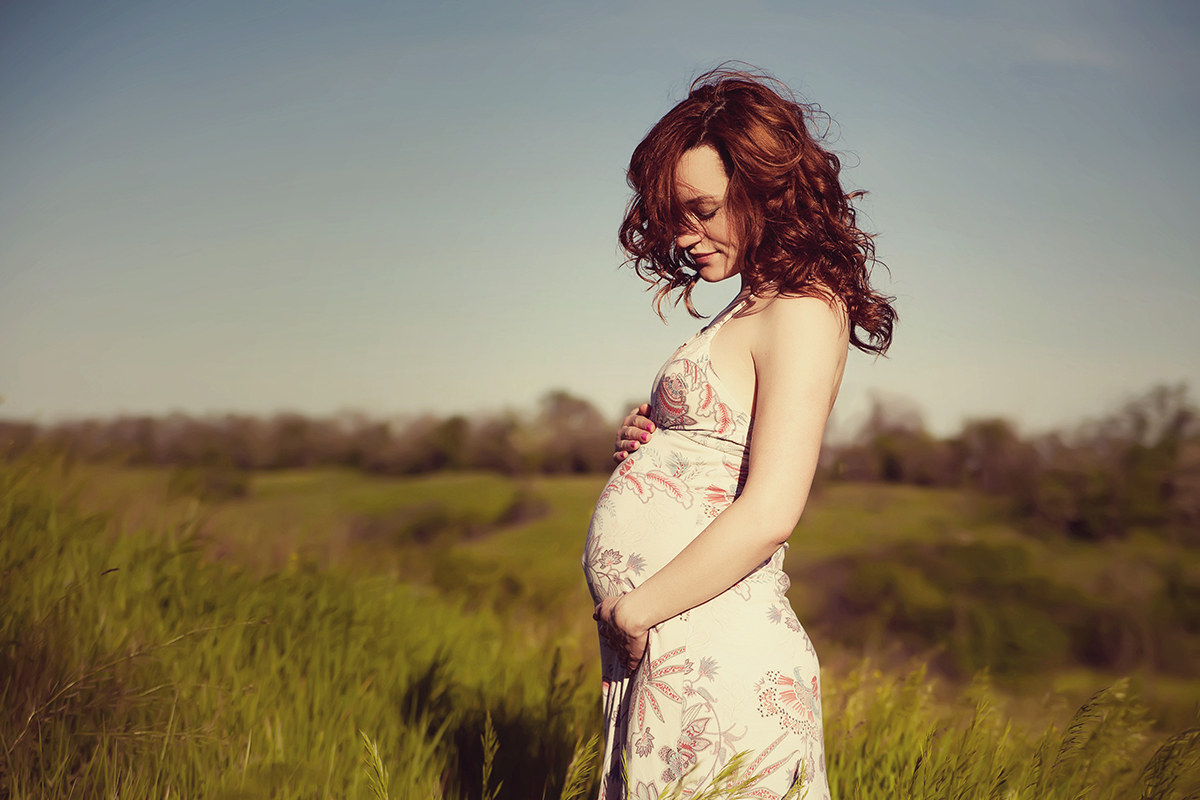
[674,145,739,283]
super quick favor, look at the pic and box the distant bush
[829,384,1200,541]
[806,538,1200,680]
[166,466,251,502]
[348,489,549,548]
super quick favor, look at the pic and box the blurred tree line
[2,384,1197,541]
[831,384,1200,543]
[0,390,615,478]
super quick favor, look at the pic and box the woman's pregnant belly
[583,428,746,603]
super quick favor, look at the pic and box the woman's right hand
[613,403,656,463]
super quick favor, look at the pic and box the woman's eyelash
[695,209,718,221]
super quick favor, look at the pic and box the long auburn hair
[619,67,896,355]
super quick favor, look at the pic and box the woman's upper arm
[738,295,849,540]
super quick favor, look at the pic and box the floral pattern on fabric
[583,299,830,800]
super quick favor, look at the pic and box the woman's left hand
[594,596,650,674]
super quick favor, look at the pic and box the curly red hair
[619,67,896,355]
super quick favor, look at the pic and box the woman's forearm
[615,492,798,634]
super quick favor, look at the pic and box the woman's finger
[624,636,647,673]
[620,427,650,444]
[630,416,655,433]
[593,597,648,675]
[615,406,655,462]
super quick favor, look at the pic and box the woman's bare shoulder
[751,290,849,344]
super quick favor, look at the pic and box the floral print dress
[583,299,830,800]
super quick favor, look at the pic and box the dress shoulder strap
[703,295,750,336]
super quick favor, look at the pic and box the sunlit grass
[2,456,1198,799]
[0,458,596,798]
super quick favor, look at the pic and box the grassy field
[2,456,1199,799]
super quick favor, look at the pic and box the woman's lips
[691,251,716,263]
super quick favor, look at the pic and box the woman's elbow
[738,492,805,546]
[765,517,800,547]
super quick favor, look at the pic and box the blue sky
[1,0,1197,436]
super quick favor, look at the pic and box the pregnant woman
[583,68,896,799]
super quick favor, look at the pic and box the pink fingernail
[641,432,648,442]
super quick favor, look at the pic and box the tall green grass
[825,664,1200,799]
[2,456,1198,799]
[0,458,597,798]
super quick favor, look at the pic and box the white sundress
[583,299,830,800]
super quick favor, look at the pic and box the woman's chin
[697,265,740,283]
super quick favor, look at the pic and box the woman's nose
[676,229,702,250]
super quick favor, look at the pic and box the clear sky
[1,0,1197,436]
